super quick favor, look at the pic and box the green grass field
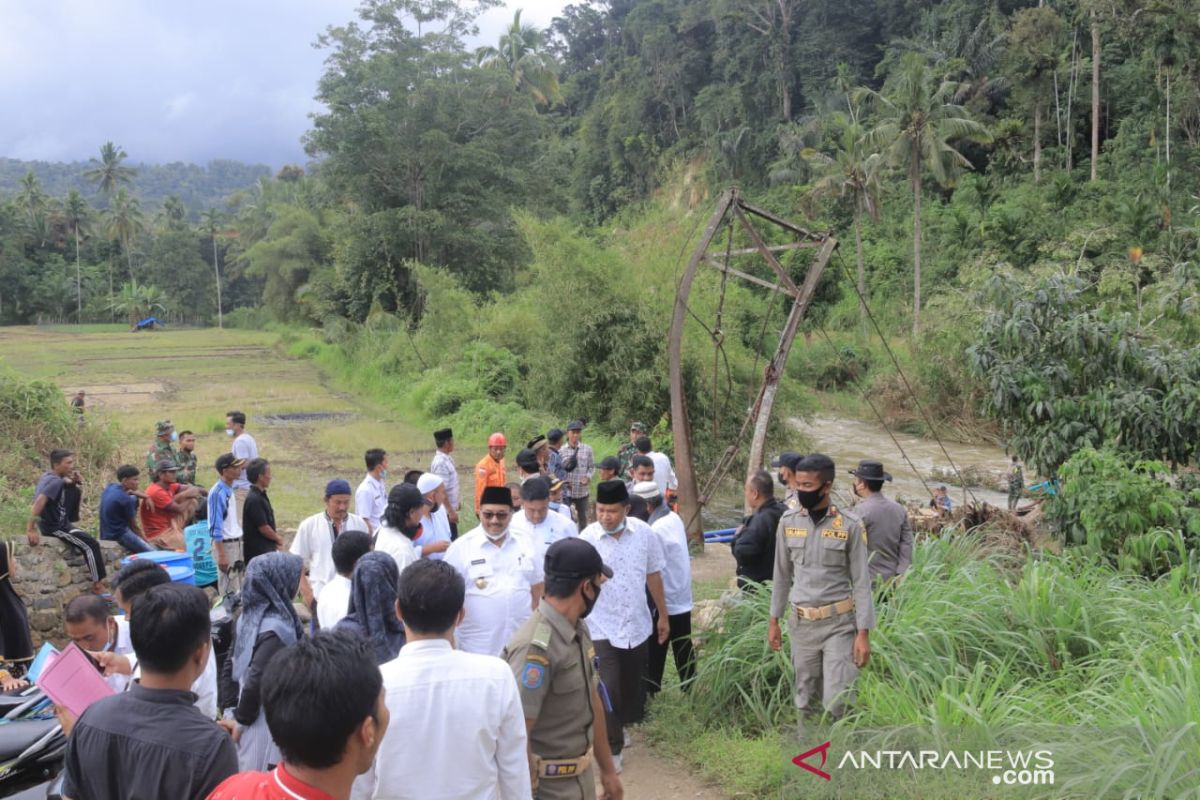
[0,325,484,529]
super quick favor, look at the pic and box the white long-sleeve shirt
[509,507,575,549]
[651,510,693,615]
[363,639,531,800]
[289,511,368,600]
[443,527,544,657]
[648,450,678,495]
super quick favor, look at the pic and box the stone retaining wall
[10,537,126,649]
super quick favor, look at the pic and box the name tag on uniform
[822,529,848,540]
[785,527,807,538]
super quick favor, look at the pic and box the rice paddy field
[0,324,439,530]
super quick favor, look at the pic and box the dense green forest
[5,0,1200,572]
[0,157,269,216]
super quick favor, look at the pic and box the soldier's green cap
[156,420,174,435]
[630,422,648,433]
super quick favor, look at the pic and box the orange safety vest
[474,456,507,512]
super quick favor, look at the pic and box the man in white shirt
[413,472,453,561]
[580,480,669,762]
[290,479,368,603]
[510,477,574,549]
[92,560,218,719]
[634,437,677,498]
[318,531,373,631]
[225,410,258,507]
[632,481,695,698]
[376,484,442,572]
[363,559,530,800]
[444,486,544,657]
[64,594,134,693]
[355,448,388,535]
[429,428,460,537]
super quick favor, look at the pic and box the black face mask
[795,486,827,511]
[402,522,423,540]
[581,580,601,618]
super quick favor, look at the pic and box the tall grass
[649,532,1200,798]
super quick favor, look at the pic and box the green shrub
[1046,447,1200,578]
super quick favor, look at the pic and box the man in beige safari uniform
[768,453,875,721]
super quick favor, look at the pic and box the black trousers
[645,610,695,694]
[594,637,648,756]
[46,527,106,583]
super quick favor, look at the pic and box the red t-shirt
[207,764,337,800]
[140,482,180,539]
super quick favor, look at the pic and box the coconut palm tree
[107,281,167,328]
[476,10,561,107]
[105,189,144,282]
[200,208,225,329]
[63,190,91,321]
[16,171,49,245]
[812,114,883,331]
[856,54,991,338]
[83,141,136,198]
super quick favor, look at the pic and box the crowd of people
[2,405,937,800]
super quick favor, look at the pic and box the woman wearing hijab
[333,551,405,665]
[0,541,34,691]
[230,551,306,771]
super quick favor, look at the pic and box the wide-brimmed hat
[848,459,892,482]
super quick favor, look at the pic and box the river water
[698,415,1013,529]
[792,415,1013,507]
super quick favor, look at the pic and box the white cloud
[0,0,571,166]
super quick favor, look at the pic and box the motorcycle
[0,687,64,799]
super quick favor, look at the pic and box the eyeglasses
[480,511,511,520]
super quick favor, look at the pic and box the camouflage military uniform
[770,504,875,718]
[146,440,178,475]
[503,599,600,799]
[174,449,198,485]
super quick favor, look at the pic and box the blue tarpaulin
[134,316,161,330]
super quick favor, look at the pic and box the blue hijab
[233,552,305,681]
[334,551,405,665]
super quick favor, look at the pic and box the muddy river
[699,415,1013,529]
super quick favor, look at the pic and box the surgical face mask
[169,431,179,443]
[484,528,508,543]
[581,580,601,618]
[796,486,828,511]
[379,469,388,480]
[549,501,561,512]
[601,520,626,536]
[225,428,235,437]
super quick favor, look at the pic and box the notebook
[34,642,114,717]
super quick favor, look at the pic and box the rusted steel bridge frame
[668,188,837,546]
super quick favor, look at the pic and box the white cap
[416,473,444,495]
[632,481,661,500]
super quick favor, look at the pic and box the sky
[0,0,571,168]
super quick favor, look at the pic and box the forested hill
[0,157,270,214]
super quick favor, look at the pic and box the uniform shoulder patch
[520,662,546,689]
[531,621,553,650]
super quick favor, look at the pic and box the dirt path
[601,730,729,799]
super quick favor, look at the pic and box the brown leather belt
[794,597,854,621]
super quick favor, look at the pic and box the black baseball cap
[388,483,431,514]
[214,453,245,472]
[544,538,613,580]
[770,451,803,470]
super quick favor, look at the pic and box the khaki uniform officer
[768,453,875,720]
[503,538,624,800]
